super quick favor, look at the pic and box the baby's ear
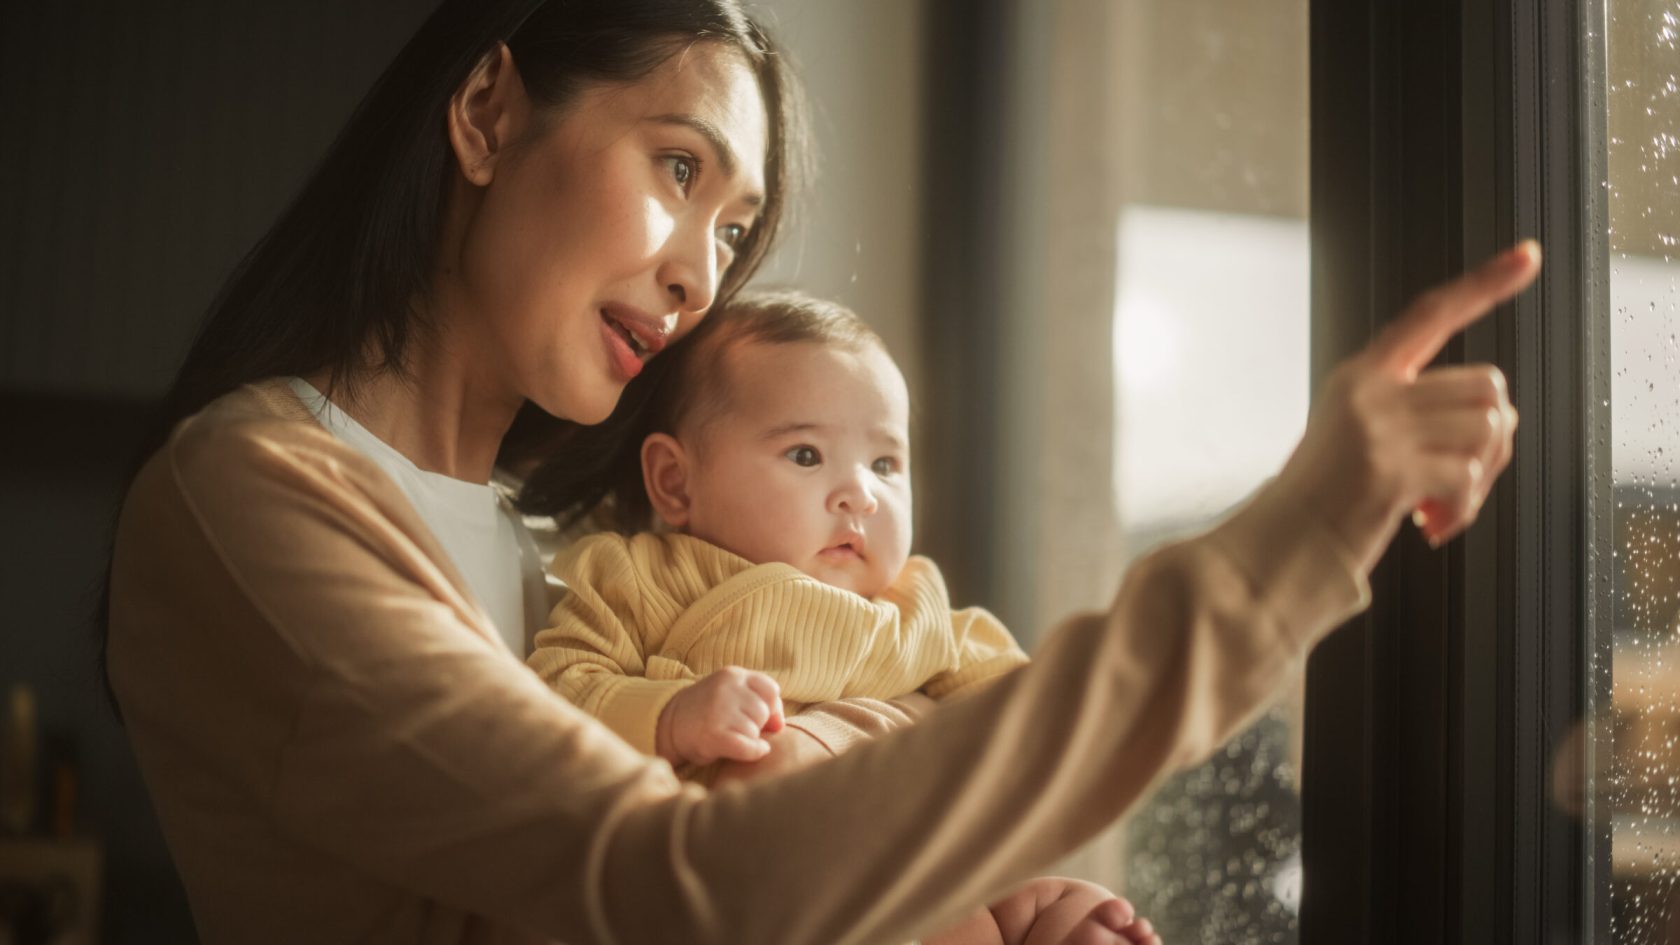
[641,433,692,528]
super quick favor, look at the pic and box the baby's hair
[652,289,884,443]
[517,289,885,533]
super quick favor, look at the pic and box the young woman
[102,1,1535,943]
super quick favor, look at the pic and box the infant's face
[682,339,912,599]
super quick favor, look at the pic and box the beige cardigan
[107,378,1368,945]
[530,532,1030,756]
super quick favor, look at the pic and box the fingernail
[1510,239,1541,270]
[1412,509,1429,530]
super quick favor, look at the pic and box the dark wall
[2,397,192,943]
[0,1,439,399]
[0,4,439,941]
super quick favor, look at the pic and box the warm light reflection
[1112,205,1310,533]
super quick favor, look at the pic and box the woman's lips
[601,304,671,355]
[599,314,644,381]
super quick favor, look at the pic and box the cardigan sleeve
[528,535,694,756]
[781,693,933,756]
[111,418,1367,945]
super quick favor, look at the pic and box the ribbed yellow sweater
[529,532,1030,757]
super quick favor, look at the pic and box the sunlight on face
[682,339,913,600]
[457,42,770,424]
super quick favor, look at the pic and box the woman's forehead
[575,43,768,198]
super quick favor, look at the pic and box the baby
[529,291,1158,945]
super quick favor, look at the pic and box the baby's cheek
[713,504,807,568]
[882,505,915,570]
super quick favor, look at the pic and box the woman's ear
[642,433,694,529]
[447,43,529,186]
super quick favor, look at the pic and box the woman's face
[449,43,769,424]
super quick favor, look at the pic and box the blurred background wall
[2,5,444,942]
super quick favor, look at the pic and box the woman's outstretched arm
[110,243,1535,945]
[113,408,1358,945]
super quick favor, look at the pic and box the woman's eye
[786,446,821,467]
[662,155,697,194]
[717,223,749,250]
[872,457,900,477]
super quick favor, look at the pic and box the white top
[287,377,533,656]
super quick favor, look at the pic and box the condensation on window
[1124,710,1304,943]
[1601,0,1680,942]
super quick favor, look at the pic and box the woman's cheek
[637,194,678,260]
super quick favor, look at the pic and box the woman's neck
[303,335,521,484]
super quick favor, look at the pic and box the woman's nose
[656,221,720,316]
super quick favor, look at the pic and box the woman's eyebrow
[648,113,764,207]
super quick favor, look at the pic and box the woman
[103,1,1534,943]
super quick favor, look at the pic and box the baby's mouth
[819,540,864,561]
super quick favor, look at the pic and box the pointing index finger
[1367,240,1542,379]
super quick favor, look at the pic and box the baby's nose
[830,476,880,516]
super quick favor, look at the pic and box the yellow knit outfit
[529,531,1030,757]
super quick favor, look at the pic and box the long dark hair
[147,0,802,457]
[100,0,807,711]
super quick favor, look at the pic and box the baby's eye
[786,445,821,467]
[661,155,697,194]
[871,457,901,477]
[717,222,749,250]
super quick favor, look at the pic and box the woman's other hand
[1276,240,1540,573]
[654,666,785,766]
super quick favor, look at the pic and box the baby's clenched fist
[655,667,785,766]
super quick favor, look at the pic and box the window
[1595,0,1680,939]
[928,2,1655,941]
[1303,0,1633,941]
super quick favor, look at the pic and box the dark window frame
[926,0,1615,939]
[1302,1,1612,942]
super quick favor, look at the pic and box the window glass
[1598,0,1680,940]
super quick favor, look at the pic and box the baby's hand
[655,667,785,766]
[1000,878,1161,945]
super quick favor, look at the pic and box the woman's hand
[1275,240,1540,574]
[654,667,784,766]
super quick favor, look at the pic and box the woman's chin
[538,383,622,427]
[573,401,616,426]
